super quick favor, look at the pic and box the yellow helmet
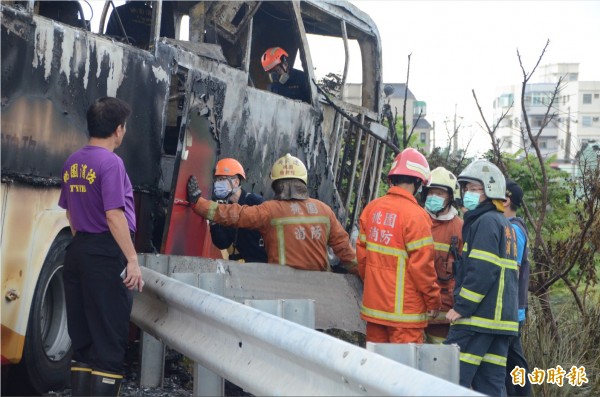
[270,153,308,184]
[427,167,461,200]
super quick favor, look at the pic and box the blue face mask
[213,180,232,199]
[425,194,446,213]
[463,191,482,211]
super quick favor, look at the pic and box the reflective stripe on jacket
[428,214,463,324]
[194,197,357,272]
[452,202,519,335]
[357,186,441,328]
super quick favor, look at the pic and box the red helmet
[215,158,246,180]
[387,148,430,185]
[261,47,288,72]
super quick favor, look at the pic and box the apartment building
[493,63,600,162]
[344,83,433,152]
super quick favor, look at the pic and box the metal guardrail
[132,266,481,396]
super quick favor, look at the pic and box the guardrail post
[366,342,460,384]
[244,299,315,329]
[194,273,226,397]
[138,254,169,387]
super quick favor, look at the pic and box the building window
[498,94,513,107]
[539,140,547,149]
[531,92,552,106]
[593,117,599,123]
[420,132,427,143]
[595,93,599,99]
[582,116,592,127]
[583,94,592,104]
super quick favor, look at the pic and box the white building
[493,63,600,162]
[344,83,433,152]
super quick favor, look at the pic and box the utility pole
[432,120,436,151]
[565,107,571,161]
[452,104,458,153]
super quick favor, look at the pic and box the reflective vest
[194,197,357,272]
[452,202,519,335]
[357,186,441,328]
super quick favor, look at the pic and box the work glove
[187,175,202,206]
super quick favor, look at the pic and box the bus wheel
[13,233,73,395]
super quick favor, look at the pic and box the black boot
[89,370,123,396]
[70,361,92,396]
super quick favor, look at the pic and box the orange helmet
[214,158,246,180]
[388,148,430,185]
[261,47,288,72]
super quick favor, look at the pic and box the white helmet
[458,160,506,200]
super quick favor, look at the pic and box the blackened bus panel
[1,6,169,192]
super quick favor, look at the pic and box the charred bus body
[1,1,387,393]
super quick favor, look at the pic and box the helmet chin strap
[225,179,241,202]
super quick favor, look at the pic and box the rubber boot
[89,370,123,396]
[70,361,92,396]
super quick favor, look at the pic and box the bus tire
[13,232,73,395]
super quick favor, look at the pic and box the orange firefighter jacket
[193,197,357,272]
[428,211,463,324]
[357,186,441,328]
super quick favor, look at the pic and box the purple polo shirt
[58,145,136,233]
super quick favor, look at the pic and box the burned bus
[1,0,391,393]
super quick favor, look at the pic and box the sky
[83,1,600,156]
[339,0,600,155]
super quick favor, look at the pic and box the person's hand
[446,308,463,323]
[123,258,144,292]
[427,308,440,320]
[187,175,202,205]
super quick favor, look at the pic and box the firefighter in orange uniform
[187,153,357,273]
[422,167,464,344]
[357,148,441,343]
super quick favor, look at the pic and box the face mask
[463,191,482,211]
[213,180,232,199]
[425,194,446,213]
[414,184,422,197]
[268,70,289,84]
[278,72,289,84]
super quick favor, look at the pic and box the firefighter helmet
[457,159,506,200]
[261,47,288,72]
[426,167,460,200]
[388,148,430,185]
[271,153,308,184]
[215,158,246,180]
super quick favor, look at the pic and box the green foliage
[501,153,574,242]
[427,146,474,177]
[317,72,342,97]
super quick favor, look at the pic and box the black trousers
[446,328,511,397]
[505,321,531,396]
[63,232,133,373]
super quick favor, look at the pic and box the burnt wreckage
[1,1,391,394]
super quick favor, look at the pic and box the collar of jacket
[236,188,248,205]
[428,206,458,221]
[387,185,419,203]
[463,201,498,230]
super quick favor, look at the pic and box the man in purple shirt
[59,97,143,396]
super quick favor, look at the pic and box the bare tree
[472,39,600,342]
